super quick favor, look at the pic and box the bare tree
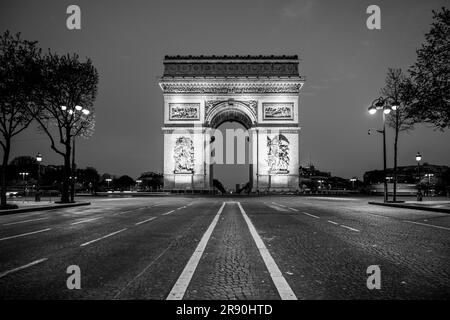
[30,52,98,203]
[0,31,40,208]
[381,68,415,201]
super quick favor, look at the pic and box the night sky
[1,0,449,184]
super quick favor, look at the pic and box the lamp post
[106,178,112,190]
[136,179,142,191]
[35,153,42,202]
[61,105,90,202]
[416,152,422,201]
[350,177,357,190]
[368,97,392,203]
[20,172,29,199]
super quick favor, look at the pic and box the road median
[0,202,91,215]
[369,201,450,214]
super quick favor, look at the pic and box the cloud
[280,0,315,21]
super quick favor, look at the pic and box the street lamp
[350,177,357,190]
[106,178,112,190]
[136,179,142,191]
[19,172,29,198]
[368,96,393,203]
[416,152,422,201]
[425,173,434,184]
[60,105,91,202]
[35,153,42,202]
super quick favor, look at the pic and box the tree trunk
[61,141,71,203]
[1,139,11,207]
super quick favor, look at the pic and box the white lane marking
[302,212,320,219]
[135,217,157,226]
[162,210,175,216]
[238,202,297,300]
[3,217,48,226]
[340,225,360,232]
[403,220,450,231]
[80,228,127,247]
[70,217,102,225]
[288,207,299,212]
[268,205,289,212]
[0,258,48,279]
[272,202,287,208]
[0,228,51,242]
[327,220,339,225]
[177,206,187,210]
[167,202,226,300]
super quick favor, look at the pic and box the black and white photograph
[0,0,449,315]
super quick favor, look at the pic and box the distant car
[6,191,18,198]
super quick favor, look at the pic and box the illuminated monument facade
[160,55,304,192]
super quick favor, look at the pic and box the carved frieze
[169,103,200,120]
[160,82,302,94]
[163,62,299,77]
[262,103,294,120]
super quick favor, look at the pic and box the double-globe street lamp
[368,97,399,203]
[19,172,29,199]
[61,105,90,202]
[35,152,42,201]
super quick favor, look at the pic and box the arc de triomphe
[159,55,304,192]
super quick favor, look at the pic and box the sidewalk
[0,201,91,215]
[369,200,450,214]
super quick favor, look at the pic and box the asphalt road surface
[0,196,449,299]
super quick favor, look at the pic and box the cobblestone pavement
[0,196,449,299]
[184,202,278,300]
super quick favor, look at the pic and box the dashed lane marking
[238,202,297,300]
[162,210,175,216]
[0,258,48,279]
[167,202,226,300]
[272,202,287,208]
[135,217,157,226]
[340,225,360,232]
[70,217,102,225]
[327,220,360,232]
[288,207,299,212]
[0,228,52,242]
[80,228,127,247]
[3,217,48,226]
[302,212,320,219]
[403,220,450,231]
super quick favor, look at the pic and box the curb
[0,202,91,215]
[368,201,450,214]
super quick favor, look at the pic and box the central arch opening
[209,107,254,194]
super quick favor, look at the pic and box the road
[0,196,449,299]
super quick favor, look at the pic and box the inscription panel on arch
[262,103,294,120]
[169,103,200,121]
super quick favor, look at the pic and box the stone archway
[160,55,304,192]
[207,105,254,192]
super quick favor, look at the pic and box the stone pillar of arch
[159,55,304,192]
